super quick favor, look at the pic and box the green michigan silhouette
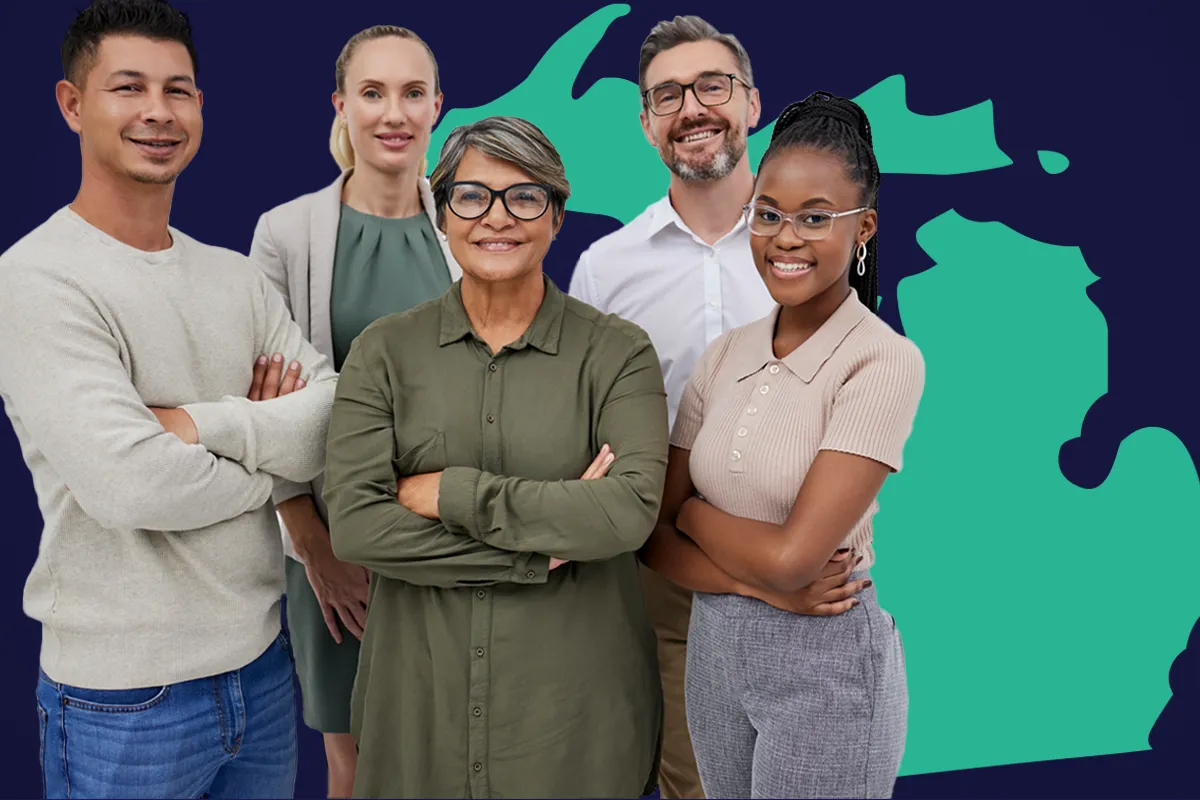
[426,3,1200,776]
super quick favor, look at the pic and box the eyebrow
[649,69,730,89]
[755,194,837,208]
[357,78,429,88]
[107,69,194,85]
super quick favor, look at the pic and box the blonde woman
[247,25,460,797]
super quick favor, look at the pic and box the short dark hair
[62,0,198,87]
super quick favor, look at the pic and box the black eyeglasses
[643,73,750,117]
[445,182,554,221]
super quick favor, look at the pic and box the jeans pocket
[61,684,170,713]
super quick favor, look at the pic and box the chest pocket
[393,431,448,477]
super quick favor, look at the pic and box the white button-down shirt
[569,196,776,431]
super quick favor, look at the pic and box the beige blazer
[248,168,462,560]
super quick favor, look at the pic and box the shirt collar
[646,194,749,244]
[731,291,870,384]
[438,273,566,355]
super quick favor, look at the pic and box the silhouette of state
[416,2,1199,787]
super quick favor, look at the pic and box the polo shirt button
[737,427,747,437]
[759,385,770,395]
[731,450,742,461]
[488,363,498,372]
[769,364,781,374]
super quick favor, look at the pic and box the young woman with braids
[640,91,925,798]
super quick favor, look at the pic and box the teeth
[771,260,813,272]
[680,130,718,143]
[478,241,518,249]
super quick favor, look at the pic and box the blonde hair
[329,25,440,173]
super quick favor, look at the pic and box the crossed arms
[322,332,669,589]
[0,265,337,531]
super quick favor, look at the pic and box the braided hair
[758,91,881,313]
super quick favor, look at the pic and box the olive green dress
[285,204,451,734]
[323,278,669,797]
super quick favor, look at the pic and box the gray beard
[663,131,745,182]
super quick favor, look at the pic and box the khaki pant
[640,564,705,799]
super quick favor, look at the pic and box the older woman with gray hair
[322,116,669,798]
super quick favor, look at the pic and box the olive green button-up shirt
[323,275,668,799]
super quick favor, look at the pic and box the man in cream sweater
[0,1,336,797]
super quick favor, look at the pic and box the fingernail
[272,353,283,363]
[296,379,306,388]
[289,360,300,371]
[851,599,861,606]
[864,580,873,588]
[256,355,267,365]
[856,556,863,564]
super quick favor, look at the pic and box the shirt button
[709,301,718,309]
[476,589,486,599]
[746,406,757,415]
[731,450,742,461]
[488,363,498,372]
[769,364,781,374]
[475,647,486,658]
[486,414,495,423]
[473,763,483,772]
[473,706,483,717]
[759,385,770,395]
[737,427,747,437]
[526,570,536,578]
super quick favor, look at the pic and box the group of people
[0,0,925,798]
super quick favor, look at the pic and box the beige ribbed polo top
[670,290,925,570]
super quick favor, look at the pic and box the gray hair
[430,117,571,228]
[638,16,754,97]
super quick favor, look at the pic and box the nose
[140,86,176,127]
[381,95,408,126]
[679,85,707,119]
[481,193,516,230]
[772,218,808,250]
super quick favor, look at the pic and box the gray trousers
[685,573,907,798]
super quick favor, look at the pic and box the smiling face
[749,146,877,309]
[58,34,202,187]
[334,36,442,175]
[639,40,760,182]
[443,147,561,285]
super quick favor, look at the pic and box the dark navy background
[0,2,1195,797]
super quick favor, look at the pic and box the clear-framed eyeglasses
[446,182,554,221]
[743,202,869,240]
[643,73,750,117]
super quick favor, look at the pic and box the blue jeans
[36,632,298,799]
